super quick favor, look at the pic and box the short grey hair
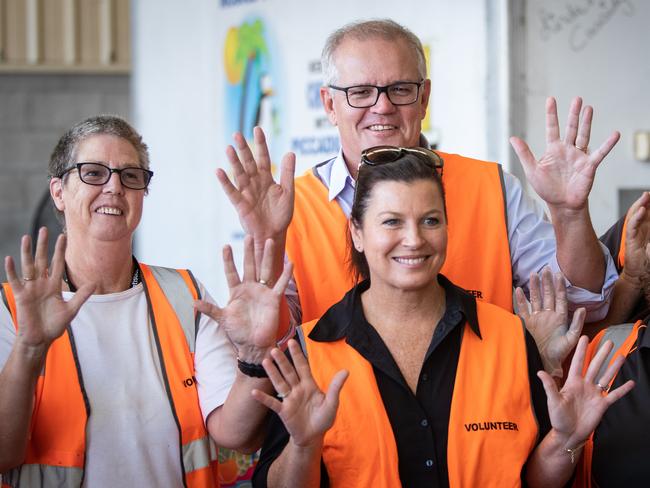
[49,115,150,179]
[321,19,427,86]
[49,115,150,225]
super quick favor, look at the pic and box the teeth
[96,207,122,215]
[394,257,427,265]
[369,124,396,131]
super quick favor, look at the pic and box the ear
[320,86,337,126]
[50,177,65,211]
[349,219,363,252]
[419,79,431,120]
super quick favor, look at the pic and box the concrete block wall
[0,74,130,264]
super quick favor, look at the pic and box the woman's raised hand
[251,340,348,447]
[194,235,293,362]
[537,335,634,449]
[516,268,584,377]
[4,227,95,354]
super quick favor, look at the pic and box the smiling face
[350,178,447,292]
[49,134,145,246]
[320,36,430,175]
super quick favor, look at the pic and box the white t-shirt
[0,280,236,487]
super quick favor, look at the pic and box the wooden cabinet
[0,0,130,73]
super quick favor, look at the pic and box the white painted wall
[132,0,494,301]
[519,0,650,234]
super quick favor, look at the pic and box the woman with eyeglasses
[0,116,292,487]
[251,147,634,487]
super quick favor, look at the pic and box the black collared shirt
[253,276,550,487]
[592,321,650,487]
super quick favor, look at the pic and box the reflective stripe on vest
[2,464,82,488]
[301,299,537,487]
[575,321,645,488]
[286,152,513,324]
[1,265,218,488]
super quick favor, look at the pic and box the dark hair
[348,153,446,283]
[49,115,150,224]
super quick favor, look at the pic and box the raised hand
[217,127,295,242]
[516,268,584,377]
[510,97,620,212]
[619,192,650,287]
[251,340,348,447]
[194,235,293,362]
[4,228,95,354]
[537,335,634,450]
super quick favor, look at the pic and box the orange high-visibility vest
[574,321,645,488]
[286,152,512,324]
[618,216,628,268]
[0,264,219,488]
[301,299,538,487]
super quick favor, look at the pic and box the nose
[103,171,124,194]
[372,90,396,114]
[402,222,425,248]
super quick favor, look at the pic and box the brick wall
[0,74,130,264]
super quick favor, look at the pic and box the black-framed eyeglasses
[328,80,424,108]
[360,146,444,176]
[59,162,154,190]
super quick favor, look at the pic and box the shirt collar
[309,274,481,343]
[321,135,432,203]
[327,148,354,202]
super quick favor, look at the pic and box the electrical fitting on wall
[634,131,650,162]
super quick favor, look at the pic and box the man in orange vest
[217,19,619,328]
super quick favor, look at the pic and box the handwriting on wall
[538,0,635,51]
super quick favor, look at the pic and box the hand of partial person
[618,192,650,289]
[217,126,295,241]
[516,268,584,377]
[537,335,634,451]
[251,340,349,448]
[4,227,94,355]
[510,96,620,212]
[194,235,293,363]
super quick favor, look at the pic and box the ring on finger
[277,390,290,399]
[258,278,272,287]
[22,276,35,281]
[596,382,610,393]
[575,144,588,152]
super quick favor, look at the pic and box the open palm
[218,127,295,241]
[538,336,634,447]
[510,97,620,211]
[516,268,583,377]
[252,340,348,447]
[4,228,94,350]
[195,236,293,360]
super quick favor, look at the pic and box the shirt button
[420,419,429,427]
[421,373,429,381]
[425,459,434,468]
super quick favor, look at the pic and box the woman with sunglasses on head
[251,147,634,488]
[0,116,293,487]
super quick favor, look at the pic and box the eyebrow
[376,208,443,217]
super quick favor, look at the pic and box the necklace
[63,260,141,293]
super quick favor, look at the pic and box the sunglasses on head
[360,146,444,175]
